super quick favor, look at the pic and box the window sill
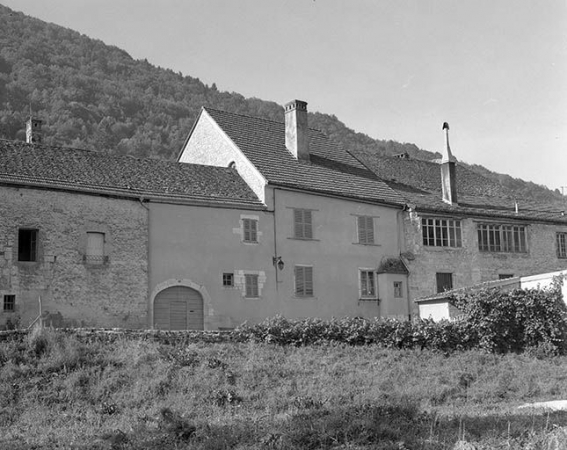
[288,237,319,242]
[353,242,381,247]
[479,251,529,256]
[83,255,110,264]
[422,246,463,251]
[242,241,259,245]
[359,297,379,302]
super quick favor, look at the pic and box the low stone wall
[0,328,235,344]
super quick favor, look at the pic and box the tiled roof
[377,257,409,274]
[415,277,521,303]
[351,150,567,224]
[203,108,405,206]
[0,139,263,207]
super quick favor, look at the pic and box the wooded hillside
[0,4,563,206]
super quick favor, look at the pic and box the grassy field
[1,328,567,449]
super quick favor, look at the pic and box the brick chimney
[26,117,43,144]
[285,100,309,161]
[440,122,457,204]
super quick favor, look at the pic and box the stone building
[0,119,265,330]
[351,123,567,315]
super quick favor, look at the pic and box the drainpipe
[272,187,279,291]
[398,205,413,321]
[138,197,151,328]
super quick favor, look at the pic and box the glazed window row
[423,218,565,256]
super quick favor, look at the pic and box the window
[3,295,15,312]
[357,216,375,244]
[85,232,107,264]
[244,274,259,298]
[436,273,453,293]
[293,209,313,239]
[222,273,234,287]
[242,219,258,243]
[477,224,526,253]
[557,233,567,259]
[18,229,38,262]
[499,274,514,280]
[422,218,462,248]
[295,266,314,297]
[394,281,403,298]
[359,270,376,298]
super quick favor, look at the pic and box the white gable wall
[179,111,267,203]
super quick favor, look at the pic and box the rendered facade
[178,101,411,323]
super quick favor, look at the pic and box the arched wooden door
[153,286,204,330]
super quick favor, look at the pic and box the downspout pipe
[272,187,279,290]
[398,204,413,320]
[139,197,151,327]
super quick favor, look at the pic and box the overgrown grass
[1,328,567,449]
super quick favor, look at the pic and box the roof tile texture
[204,108,405,205]
[350,149,567,224]
[0,139,262,205]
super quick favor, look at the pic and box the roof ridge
[203,106,327,134]
[1,139,243,172]
[0,138,97,155]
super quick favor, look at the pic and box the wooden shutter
[295,266,304,295]
[304,266,313,296]
[243,219,257,242]
[294,209,313,239]
[358,216,374,244]
[295,266,313,296]
[245,274,259,297]
[294,209,303,238]
[303,210,312,239]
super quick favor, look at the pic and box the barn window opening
[18,229,38,262]
[436,272,453,293]
[84,232,107,264]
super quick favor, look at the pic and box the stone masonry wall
[0,185,148,329]
[403,210,567,316]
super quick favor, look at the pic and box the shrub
[451,282,567,354]
[234,283,567,354]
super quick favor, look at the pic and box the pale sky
[3,0,567,191]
